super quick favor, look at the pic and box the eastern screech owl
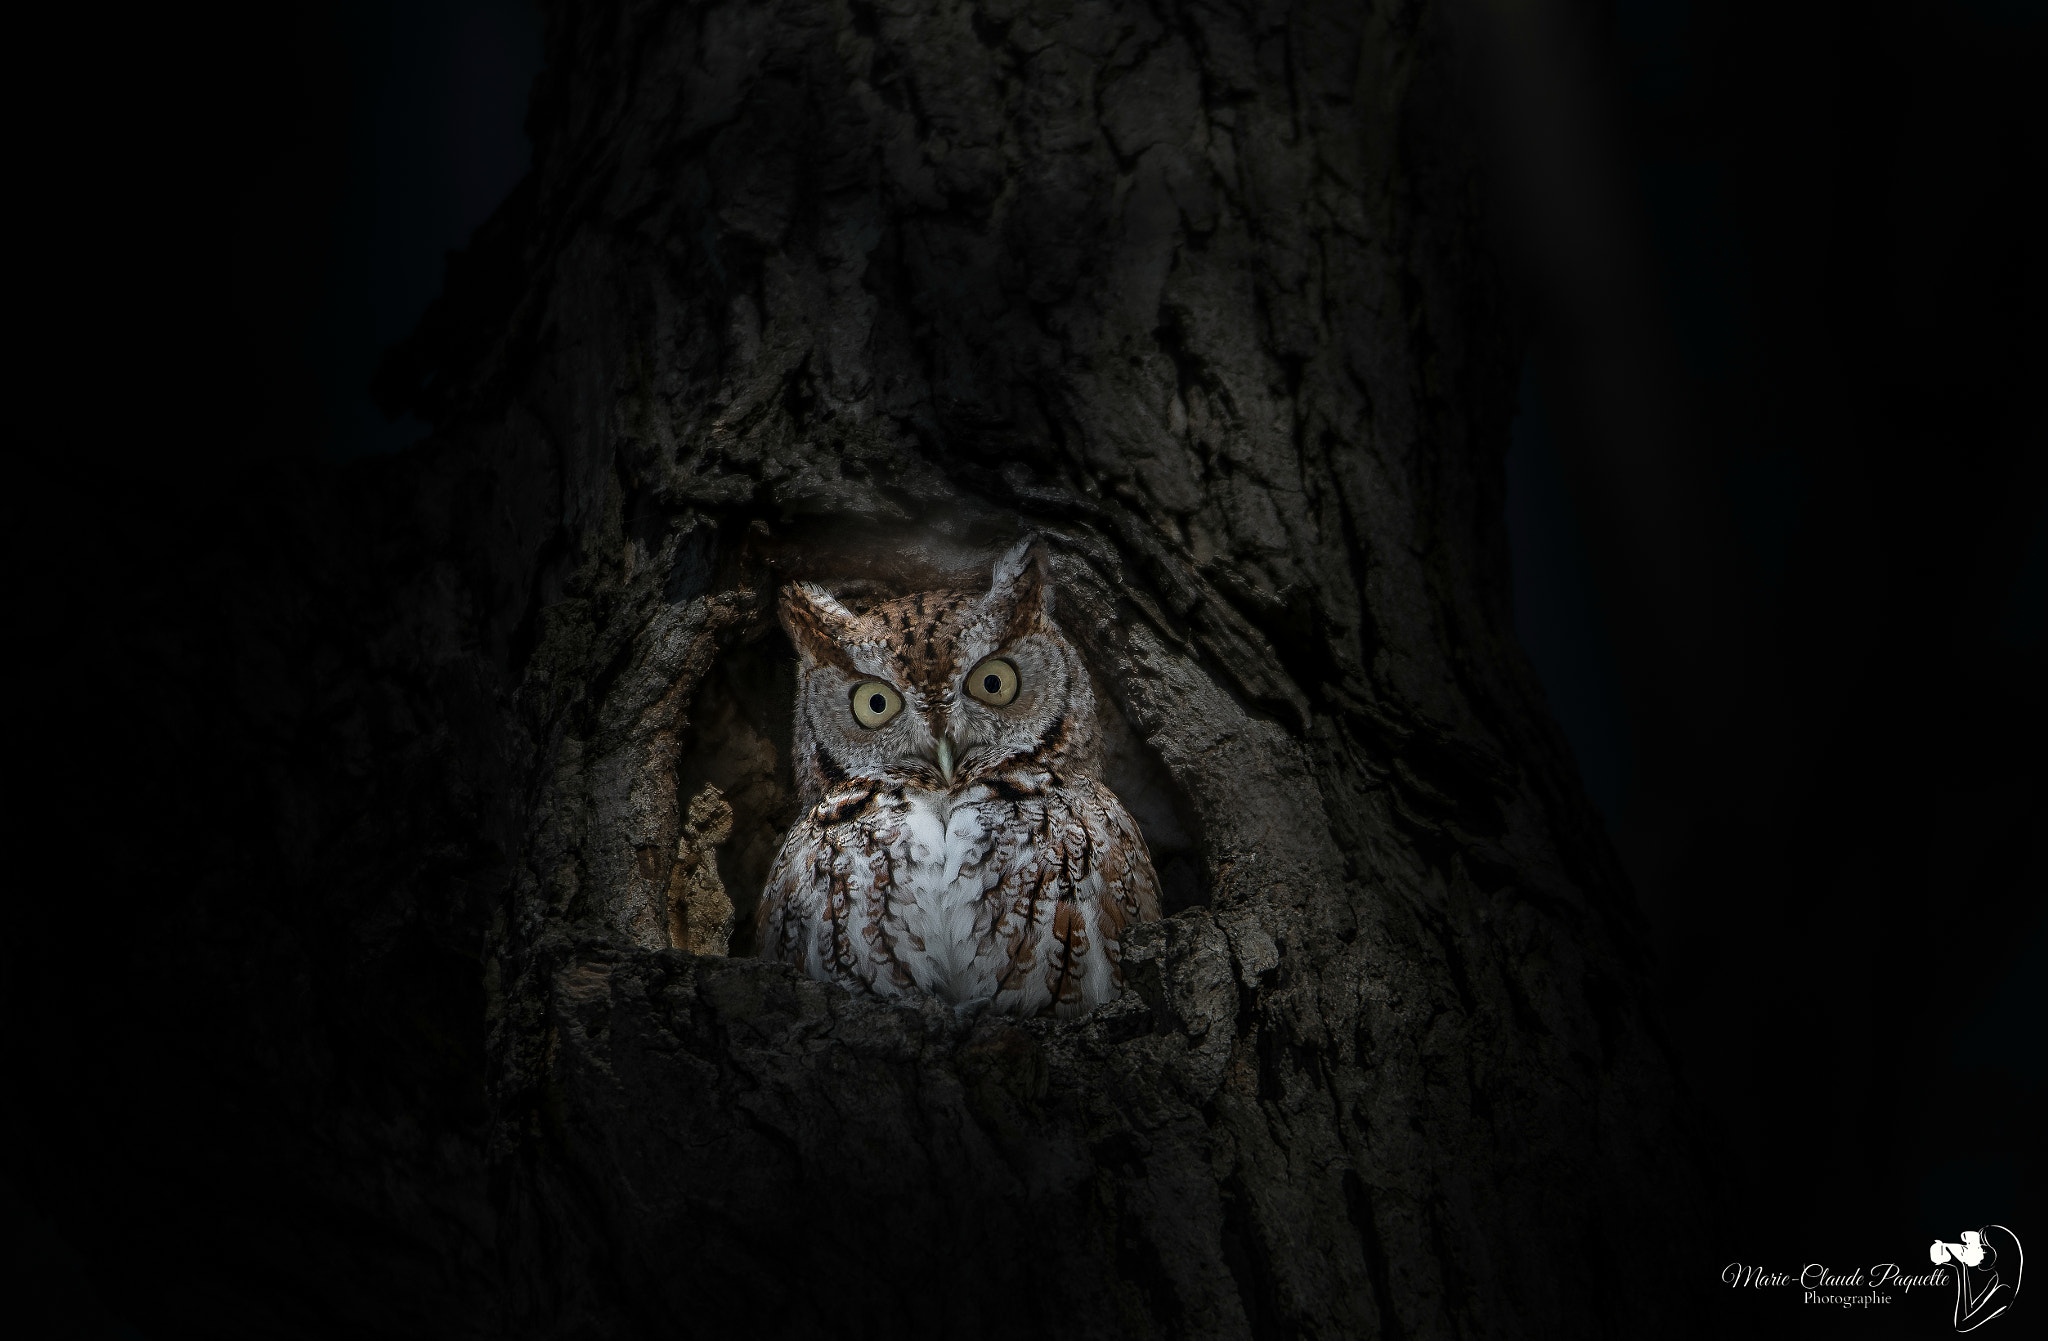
[757,540,1162,1018]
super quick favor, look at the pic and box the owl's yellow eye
[965,657,1019,707]
[849,681,903,729]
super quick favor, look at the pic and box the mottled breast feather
[758,770,1160,1018]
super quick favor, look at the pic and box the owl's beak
[934,735,956,786]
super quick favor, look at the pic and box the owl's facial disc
[783,545,1087,802]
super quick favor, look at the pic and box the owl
[756,539,1162,1019]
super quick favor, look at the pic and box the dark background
[1495,0,2044,1263]
[13,0,2042,1333]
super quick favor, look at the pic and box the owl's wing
[1078,772,1163,930]
[983,777,1162,1020]
[758,790,918,1000]
[755,816,815,964]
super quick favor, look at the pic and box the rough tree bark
[19,0,1713,1336]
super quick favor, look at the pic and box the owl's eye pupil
[965,657,1019,707]
[868,693,887,714]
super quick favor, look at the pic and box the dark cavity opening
[675,626,800,958]
[677,590,1211,963]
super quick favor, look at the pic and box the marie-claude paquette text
[1723,1263,1951,1292]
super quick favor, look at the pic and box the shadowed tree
[14,1,1715,1336]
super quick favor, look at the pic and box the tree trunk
[20,0,1711,1336]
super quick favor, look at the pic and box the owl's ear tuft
[985,536,1052,641]
[779,582,862,673]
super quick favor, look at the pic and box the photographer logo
[1930,1226,2024,1332]
[1719,1225,2023,1330]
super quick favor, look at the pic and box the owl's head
[778,539,1098,803]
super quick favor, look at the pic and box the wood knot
[669,784,736,955]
